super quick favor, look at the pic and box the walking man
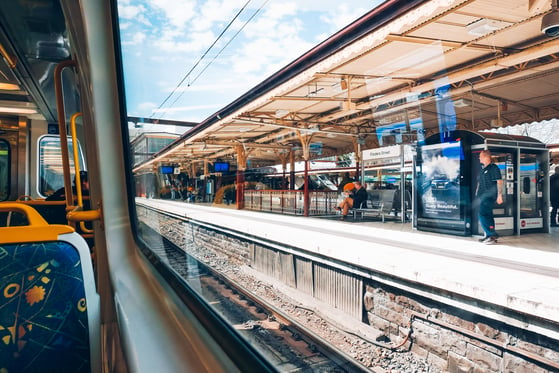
[476,150,503,244]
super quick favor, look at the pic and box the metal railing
[244,190,339,216]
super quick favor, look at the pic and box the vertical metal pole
[544,149,550,233]
[359,142,364,182]
[54,60,77,210]
[236,169,245,210]
[304,159,309,216]
[520,146,524,235]
[400,144,406,223]
[290,151,295,190]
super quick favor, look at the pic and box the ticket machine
[413,130,549,236]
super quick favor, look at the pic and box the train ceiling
[0,0,79,124]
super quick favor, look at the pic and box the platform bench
[351,189,396,222]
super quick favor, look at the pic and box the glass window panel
[38,135,86,197]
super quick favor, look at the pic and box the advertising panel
[417,141,462,220]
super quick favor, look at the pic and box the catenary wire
[165,0,271,111]
[152,0,253,118]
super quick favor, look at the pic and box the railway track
[140,222,373,372]
[201,265,372,372]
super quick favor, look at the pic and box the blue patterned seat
[0,203,99,373]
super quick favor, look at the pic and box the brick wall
[364,281,558,372]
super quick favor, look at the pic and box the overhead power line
[165,0,270,112]
[152,0,253,118]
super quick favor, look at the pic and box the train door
[472,149,516,236]
[518,150,546,232]
[472,148,547,236]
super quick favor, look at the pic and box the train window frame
[0,139,9,201]
[37,135,86,198]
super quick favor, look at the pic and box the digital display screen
[214,162,230,172]
[160,165,174,174]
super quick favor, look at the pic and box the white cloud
[122,31,147,45]
[193,0,247,32]
[138,101,157,111]
[157,30,216,53]
[147,0,197,28]
[319,3,370,30]
[262,2,298,20]
[117,1,151,26]
[118,1,144,19]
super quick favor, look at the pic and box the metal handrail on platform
[244,190,338,216]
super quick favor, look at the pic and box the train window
[0,140,8,201]
[38,135,86,197]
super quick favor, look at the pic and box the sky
[117,0,385,129]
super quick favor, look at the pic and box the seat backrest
[380,189,396,212]
[367,190,383,209]
[0,203,99,373]
[16,199,95,249]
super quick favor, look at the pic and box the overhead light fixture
[467,18,503,36]
[0,107,38,114]
[542,0,559,37]
[453,98,471,108]
[0,83,20,90]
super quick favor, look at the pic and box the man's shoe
[478,236,488,242]
[484,236,498,245]
[334,206,341,211]
[340,215,347,221]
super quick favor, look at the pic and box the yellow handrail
[67,208,102,223]
[0,202,74,244]
[69,112,98,234]
[0,42,17,69]
[0,202,48,226]
[70,112,84,207]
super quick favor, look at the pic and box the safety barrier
[244,190,338,215]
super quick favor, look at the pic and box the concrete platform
[137,198,559,337]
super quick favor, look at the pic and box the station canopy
[129,0,559,174]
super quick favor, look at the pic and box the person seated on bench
[335,181,367,220]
